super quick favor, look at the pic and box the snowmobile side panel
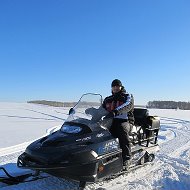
[97,150,123,179]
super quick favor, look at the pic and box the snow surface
[0,103,190,190]
[0,102,65,148]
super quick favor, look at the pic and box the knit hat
[111,79,122,87]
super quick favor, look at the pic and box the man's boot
[123,158,131,170]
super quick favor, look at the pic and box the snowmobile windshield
[61,93,110,133]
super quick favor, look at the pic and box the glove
[105,110,118,119]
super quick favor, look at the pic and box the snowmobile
[1,93,160,189]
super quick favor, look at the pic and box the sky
[0,0,190,105]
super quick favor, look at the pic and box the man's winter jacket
[102,90,134,125]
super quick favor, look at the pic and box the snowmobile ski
[0,167,48,186]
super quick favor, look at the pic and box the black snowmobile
[14,93,159,189]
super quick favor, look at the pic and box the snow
[0,102,65,148]
[0,103,190,190]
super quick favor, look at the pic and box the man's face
[112,85,122,94]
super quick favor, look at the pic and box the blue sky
[0,0,190,105]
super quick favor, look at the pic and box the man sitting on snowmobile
[102,79,134,166]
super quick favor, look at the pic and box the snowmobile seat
[134,108,149,128]
[145,116,160,146]
[131,108,160,146]
[129,108,149,143]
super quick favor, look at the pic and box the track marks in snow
[0,176,79,190]
[25,109,66,121]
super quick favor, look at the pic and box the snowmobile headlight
[61,125,82,134]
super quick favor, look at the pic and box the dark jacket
[102,88,134,125]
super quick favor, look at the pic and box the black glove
[105,110,118,119]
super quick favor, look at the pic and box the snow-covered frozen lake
[0,102,66,148]
[0,103,189,190]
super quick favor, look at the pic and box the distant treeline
[27,100,76,107]
[147,101,190,110]
[27,100,100,107]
